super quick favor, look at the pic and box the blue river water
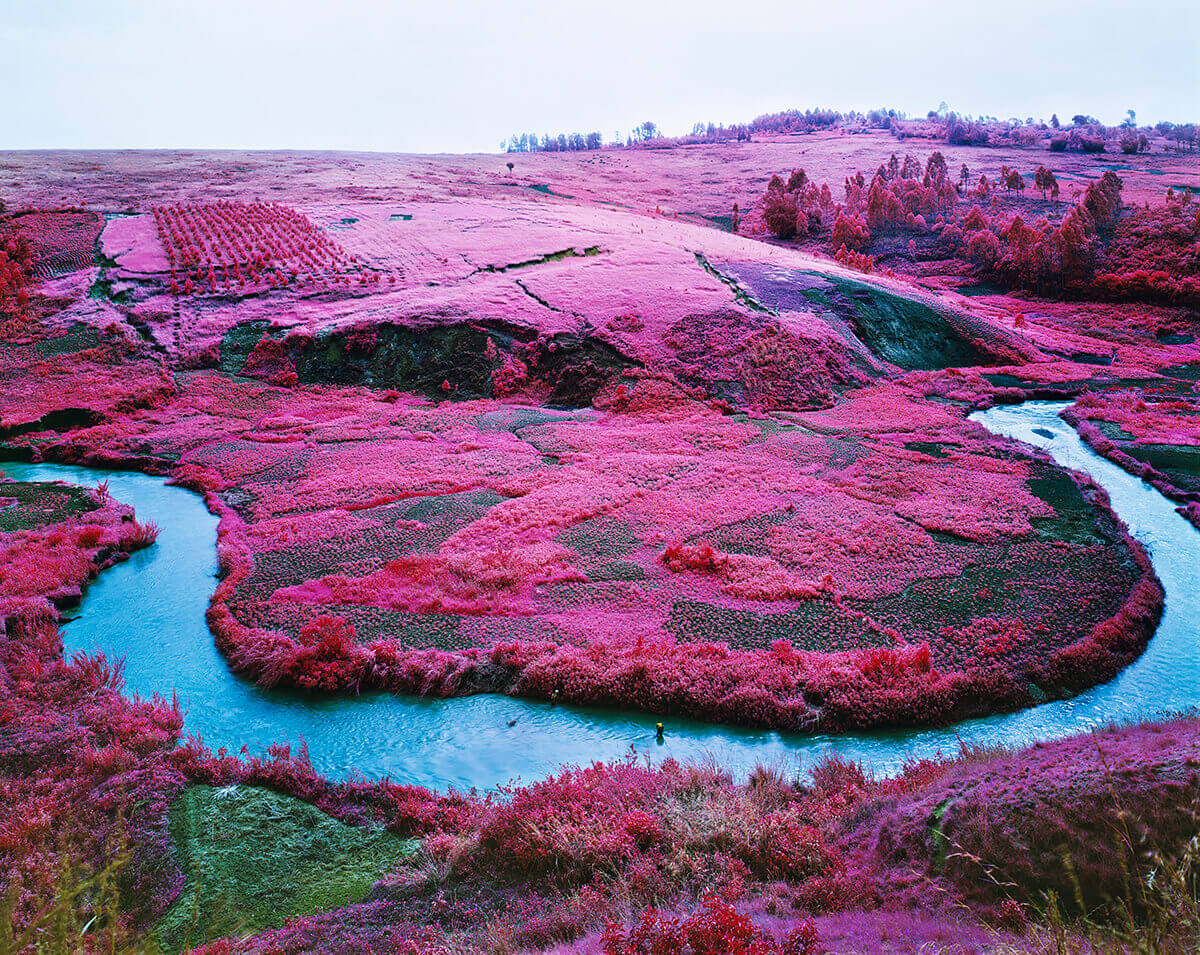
[3,401,1196,792]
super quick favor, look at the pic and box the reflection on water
[4,401,1197,792]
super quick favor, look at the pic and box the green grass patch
[0,481,99,532]
[155,785,415,952]
[821,275,991,370]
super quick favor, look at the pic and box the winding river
[3,401,1197,792]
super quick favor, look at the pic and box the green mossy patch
[0,481,99,532]
[156,785,415,952]
[819,275,993,370]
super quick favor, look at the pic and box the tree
[1124,109,1137,128]
[1082,170,1124,231]
[1050,113,1060,129]
[831,211,870,251]
[506,162,514,175]
[925,151,948,182]
[1000,166,1025,192]
[966,229,1000,267]
[1034,167,1058,201]
[762,176,798,238]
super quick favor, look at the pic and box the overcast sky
[2,0,1196,152]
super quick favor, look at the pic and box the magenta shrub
[602,896,820,955]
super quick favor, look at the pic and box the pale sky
[2,0,1196,153]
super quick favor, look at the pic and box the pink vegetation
[0,482,158,619]
[2,358,1164,733]
[1063,391,1200,527]
[0,473,1189,951]
[601,895,819,955]
[756,153,1199,306]
[854,714,1200,917]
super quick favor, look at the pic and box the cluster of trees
[673,122,753,144]
[950,171,1197,303]
[866,108,905,127]
[1047,128,1126,154]
[628,121,756,149]
[749,107,918,135]
[755,149,1195,304]
[499,106,1197,158]
[503,120,762,153]
[956,171,1124,293]
[1156,122,1200,150]
[1033,166,1060,200]
[893,107,1199,155]
[499,105,909,156]
[1092,187,1200,303]
[502,131,605,153]
[945,115,992,146]
[504,120,733,152]
[762,168,835,239]
[749,108,844,135]
[762,151,962,246]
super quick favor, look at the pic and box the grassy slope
[156,785,415,952]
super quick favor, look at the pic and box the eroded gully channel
[4,401,1197,793]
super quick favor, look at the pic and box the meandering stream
[4,401,1197,792]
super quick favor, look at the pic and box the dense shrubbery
[862,716,1200,924]
[0,234,32,315]
[602,895,819,955]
